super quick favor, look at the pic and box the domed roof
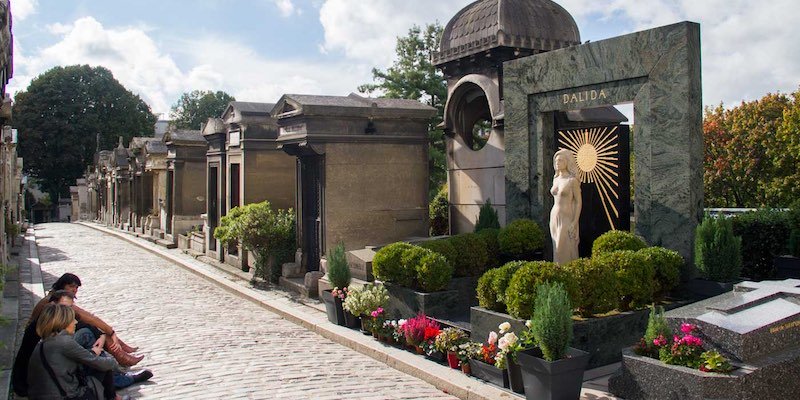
[433,0,581,66]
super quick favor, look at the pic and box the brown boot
[105,343,144,367]
[117,337,139,353]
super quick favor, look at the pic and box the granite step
[155,239,177,249]
[279,276,309,298]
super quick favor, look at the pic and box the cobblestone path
[32,223,457,400]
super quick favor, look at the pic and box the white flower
[499,322,511,333]
[488,331,498,345]
[525,320,532,329]
[498,332,518,351]
[398,319,407,327]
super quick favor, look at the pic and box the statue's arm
[572,178,582,229]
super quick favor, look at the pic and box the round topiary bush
[592,230,648,256]
[416,251,453,292]
[505,261,578,319]
[417,239,457,271]
[498,219,545,261]
[400,245,432,288]
[477,228,501,269]
[477,268,502,311]
[637,247,683,299]
[373,242,415,286]
[562,257,619,316]
[447,233,490,277]
[593,250,655,310]
[492,261,526,311]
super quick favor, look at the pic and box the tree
[169,90,235,130]
[14,65,157,198]
[359,23,447,200]
[703,88,800,207]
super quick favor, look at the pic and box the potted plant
[456,341,482,374]
[343,284,389,334]
[469,331,509,388]
[434,327,469,369]
[517,282,590,400]
[402,314,440,355]
[495,320,533,395]
[321,243,359,327]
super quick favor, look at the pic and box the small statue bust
[550,149,582,265]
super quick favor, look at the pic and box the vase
[414,345,425,355]
[507,357,525,394]
[468,359,509,388]
[320,289,342,325]
[517,347,590,400]
[447,351,460,369]
[461,361,472,375]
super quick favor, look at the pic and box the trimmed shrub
[594,250,655,310]
[477,228,501,269]
[505,261,578,320]
[731,209,790,279]
[327,243,351,289]
[498,219,545,261]
[592,230,647,256]
[429,184,449,236]
[475,199,501,232]
[562,257,618,317]
[373,242,415,286]
[417,239,457,271]
[695,216,741,282]
[447,233,490,277]
[416,251,453,292]
[492,261,526,310]
[638,247,683,299]
[531,282,573,361]
[477,268,503,312]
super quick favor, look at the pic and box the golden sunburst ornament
[557,126,620,229]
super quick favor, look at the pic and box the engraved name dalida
[563,89,608,104]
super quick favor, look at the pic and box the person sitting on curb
[30,273,144,367]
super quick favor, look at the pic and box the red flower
[424,326,441,341]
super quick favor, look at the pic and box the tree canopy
[14,65,157,197]
[703,87,800,207]
[169,90,235,130]
[359,23,447,200]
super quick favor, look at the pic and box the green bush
[416,251,453,292]
[327,243,351,289]
[644,305,671,345]
[417,239,457,272]
[476,268,502,312]
[447,233,490,277]
[373,242,415,286]
[638,247,683,299]
[505,261,577,320]
[731,209,790,279]
[492,261,526,309]
[475,199,500,232]
[429,184,449,236]
[790,229,800,258]
[531,282,573,361]
[592,230,647,256]
[594,250,655,310]
[694,216,742,282]
[498,219,545,261]
[562,257,618,316]
[477,228,501,269]
[789,201,800,257]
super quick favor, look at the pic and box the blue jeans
[74,328,134,389]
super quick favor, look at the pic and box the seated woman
[27,304,122,400]
[30,273,143,366]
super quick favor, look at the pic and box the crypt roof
[433,0,581,66]
[144,140,168,155]
[272,93,435,119]
[162,129,204,144]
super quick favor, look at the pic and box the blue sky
[9,0,800,118]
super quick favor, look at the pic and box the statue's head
[553,149,579,178]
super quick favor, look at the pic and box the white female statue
[550,149,582,265]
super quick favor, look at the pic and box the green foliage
[343,284,389,316]
[638,247,683,299]
[327,243,351,289]
[694,216,742,282]
[498,219,545,261]
[505,261,577,320]
[15,65,157,197]
[373,242,416,286]
[476,268,502,312]
[700,350,733,373]
[562,258,618,316]
[434,327,468,353]
[359,23,447,200]
[703,90,800,208]
[592,230,648,256]
[447,233,489,277]
[493,261,526,310]
[475,199,501,232]
[643,305,671,346]
[429,183,449,236]
[417,239,457,272]
[415,250,452,292]
[477,228,500,269]
[170,90,235,130]
[531,282,573,361]
[731,209,791,279]
[213,201,295,281]
[594,250,655,310]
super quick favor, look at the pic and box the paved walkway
[31,223,458,400]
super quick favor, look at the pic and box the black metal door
[166,170,174,234]
[208,165,218,251]
[300,155,323,272]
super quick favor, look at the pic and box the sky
[8,0,800,119]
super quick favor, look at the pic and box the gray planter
[384,277,478,319]
[517,347,590,400]
[468,359,508,388]
[320,289,359,328]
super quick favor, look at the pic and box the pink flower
[653,335,667,347]
[681,335,703,347]
[370,308,384,318]
[681,323,696,334]
[488,331,498,345]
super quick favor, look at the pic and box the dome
[433,0,581,66]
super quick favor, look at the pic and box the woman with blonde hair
[27,304,123,400]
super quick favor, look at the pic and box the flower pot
[461,361,471,375]
[517,347,590,400]
[360,317,371,335]
[426,350,445,363]
[414,345,425,355]
[343,310,360,329]
[468,359,509,388]
[507,357,525,394]
[320,290,359,328]
[447,351,460,369]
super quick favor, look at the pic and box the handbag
[39,343,97,400]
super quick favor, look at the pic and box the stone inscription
[563,89,608,105]
[769,319,800,334]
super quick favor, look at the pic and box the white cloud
[273,0,299,17]
[10,0,37,21]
